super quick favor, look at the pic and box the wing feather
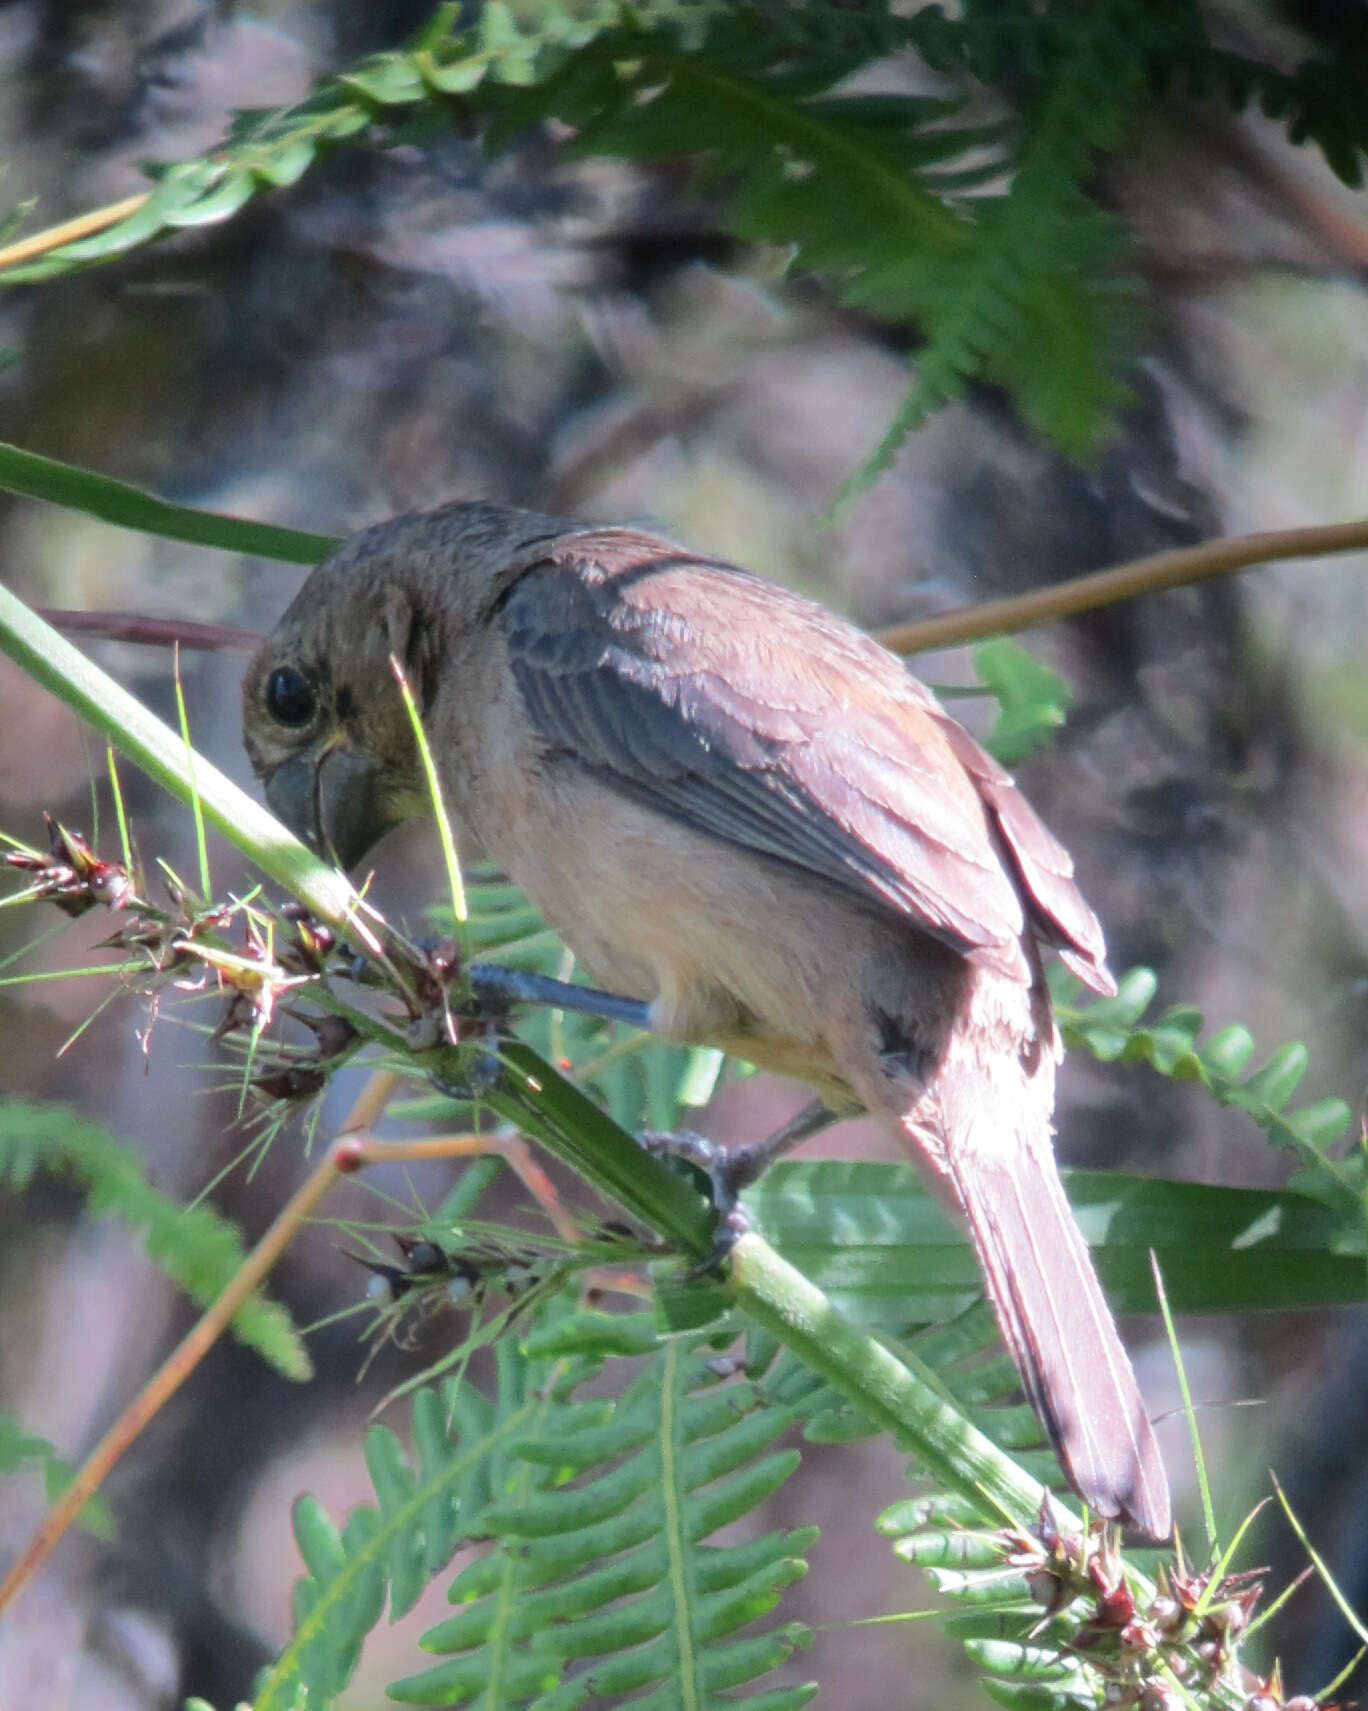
[498,536,1110,989]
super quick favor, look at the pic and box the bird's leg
[639,1098,839,1269]
[723,1098,841,1192]
[425,964,650,1099]
[466,963,653,1030]
[463,966,837,1260]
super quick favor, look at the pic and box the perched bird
[243,500,1171,1538]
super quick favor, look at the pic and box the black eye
[266,666,317,728]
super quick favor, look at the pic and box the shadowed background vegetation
[1,2,1368,1706]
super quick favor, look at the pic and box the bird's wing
[498,531,1111,990]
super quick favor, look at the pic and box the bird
[242,498,1171,1539]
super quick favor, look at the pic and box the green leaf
[0,439,337,563]
[0,1099,309,1379]
[164,170,257,227]
[339,54,428,105]
[741,1159,1367,1322]
[0,1411,115,1537]
[972,637,1073,763]
[251,137,319,187]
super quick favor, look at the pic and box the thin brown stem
[0,1142,344,1612]
[874,518,1368,656]
[0,1076,548,1613]
[40,610,262,653]
[31,521,1368,669]
[0,194,151,273]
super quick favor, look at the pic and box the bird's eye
[265,666,317,728]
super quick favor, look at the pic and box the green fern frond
[909,0,1368,190]
[399,1314,813,1710]
[8,1,1368,497]
[256,1330,567,1711]
[0,1097,310,1379]
[1208,43,1368,187]
[0,0,643,287]
[1056,970,1359,1210]
[836,0,1153,499]
[0,1410,114,1536]
[502,4,1137,486]
[254,1309,814,1710]
[0,2,1161,491]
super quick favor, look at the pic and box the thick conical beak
[264,745,386,871]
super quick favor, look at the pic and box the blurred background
[1,1,1367,1705]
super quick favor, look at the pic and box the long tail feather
[947,1142,1171,1539]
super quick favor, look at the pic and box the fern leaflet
[1056,969,1359,1211]
[0,1410,115,1536]
[0,1097,309,1379]
[249,1310,814,1710]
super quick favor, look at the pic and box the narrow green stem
[486,1043,716,1256]
[0,440,337,563]
[0,585,382,954]
[727,1231,1048,1531]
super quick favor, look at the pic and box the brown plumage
[242,500,1171,1539]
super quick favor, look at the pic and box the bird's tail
[884,1015,1172,1541]
[941,1130,1171,1539]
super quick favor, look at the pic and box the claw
[636,1128,754,1276]
[429,1048,504,1102]
[637,1100,839,1273]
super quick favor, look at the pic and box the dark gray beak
[264,746,386,871]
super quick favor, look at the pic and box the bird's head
[242,501,564,868]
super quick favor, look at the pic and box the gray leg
[464,963,836,1234]
[640,1099,840,1273]
[433,964,649,1101]
[641,1097,838,1217]
[724,1098,840,1192]
[467,963,652,1030]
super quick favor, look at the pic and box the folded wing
[498,532,1113,994]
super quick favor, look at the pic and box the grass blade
[0,439,336,564]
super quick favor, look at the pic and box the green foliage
[742,1159,1368,1329]
[0,440,335,564]
[6,3,1368,496]
[905,1,1368,190]
[0,1411,114,1537]
[1057,968,1361,1213]
[1198,35,1368,190]
[973,638,1073,764]
[253,1316,815,1711]
[0,0,637,288]
[0,1097,310,1379]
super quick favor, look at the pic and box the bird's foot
[639,1100,837,1273]
[637,1128,752,1275]
[428,1047,504,1103]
